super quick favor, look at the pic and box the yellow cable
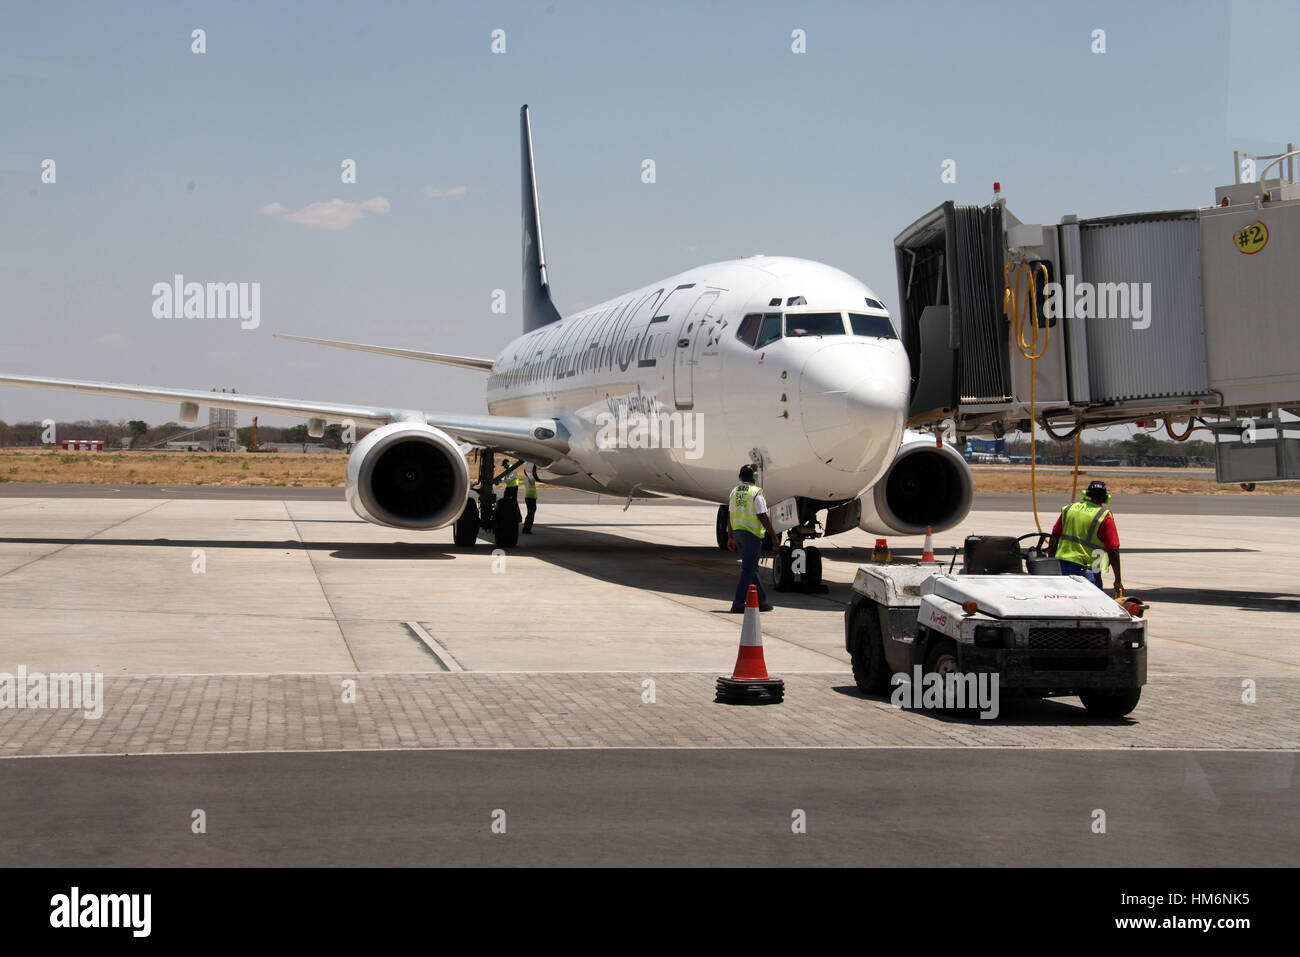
[1071,431,1082,501]
[1005,261,1051,532]
[1165,417,1194,441]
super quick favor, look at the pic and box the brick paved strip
[0,673,1295,757]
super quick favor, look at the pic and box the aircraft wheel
[802,545,822,588]
[715,505,729,550]
[493,509,520,549]
[453,503,479,548]
[771,545,794,592]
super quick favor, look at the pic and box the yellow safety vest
[524,471,537,500]
[1057,501,1112,570]
[729,483,765,537]
[505,468,520,489]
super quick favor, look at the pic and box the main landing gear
[454,451,521,549]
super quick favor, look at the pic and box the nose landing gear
[771,498,828,593]
[771,530,826,593]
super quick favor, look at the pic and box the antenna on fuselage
[520,105,562,334]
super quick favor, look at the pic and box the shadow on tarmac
[1138,586,1300,613]
[0,535,455,560]
[830,684,1141,726]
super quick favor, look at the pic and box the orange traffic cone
[921,526,936,563]
[715,585,784,704]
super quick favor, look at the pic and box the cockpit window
[786,312,845,337]
[736,313,762,347]
[849,312,898,339]
[786,295,807,306]
[756,313,783,348]
[864,297,885,310]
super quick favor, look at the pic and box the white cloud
[261,196,392,230]
[422,185,469,198]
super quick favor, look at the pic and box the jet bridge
[895,145,1300,484]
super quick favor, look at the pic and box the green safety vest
[505,468,520,489]
[1057,500,1112,570]
[729,483,765,537]
[524,471,537,500]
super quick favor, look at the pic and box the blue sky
[1,0,1294,426]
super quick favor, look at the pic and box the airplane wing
[0,372,569,461]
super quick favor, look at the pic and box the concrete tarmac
[0,487,1295,866]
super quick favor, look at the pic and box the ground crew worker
[726,465,776,613]
[498,460,521,504]
[522,465,538,534]
[1049,480,1124,594]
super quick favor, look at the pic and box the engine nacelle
[858,431,973,536]
[345,422,471,530]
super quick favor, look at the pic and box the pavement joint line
[405,622,465,672]
[0,745,1294,761]
[282,499,360,672]
[0,498,168,581]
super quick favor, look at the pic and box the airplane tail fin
[521,105,562,334]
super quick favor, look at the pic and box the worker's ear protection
[1080,490,1112,504]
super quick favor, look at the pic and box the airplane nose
[799,342,908,473]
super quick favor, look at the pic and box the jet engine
[858,431,973,536]
[345,422,471,530]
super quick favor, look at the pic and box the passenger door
[674,291,719,409]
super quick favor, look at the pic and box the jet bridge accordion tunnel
[893,164,1300,484]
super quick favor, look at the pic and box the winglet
[521,105,562,334]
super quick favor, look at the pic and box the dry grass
[0,448,347,486]
[971,466,1300,495]
[2,448,1298,495]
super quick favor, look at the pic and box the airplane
[0,106,972,591]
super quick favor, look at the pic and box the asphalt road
[1,482,1297,515]
[0,748,1292,867]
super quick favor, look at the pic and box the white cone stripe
[739,607,764,646]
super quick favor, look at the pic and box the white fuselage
[486,256,911,505]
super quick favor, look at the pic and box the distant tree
[280,424,308,444]
[1121,433,1162,458]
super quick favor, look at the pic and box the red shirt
[1051,510,1120,550]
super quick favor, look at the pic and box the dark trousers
[523,498,536,531]
[731,530,768,609]
[1058,558,1102,588]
